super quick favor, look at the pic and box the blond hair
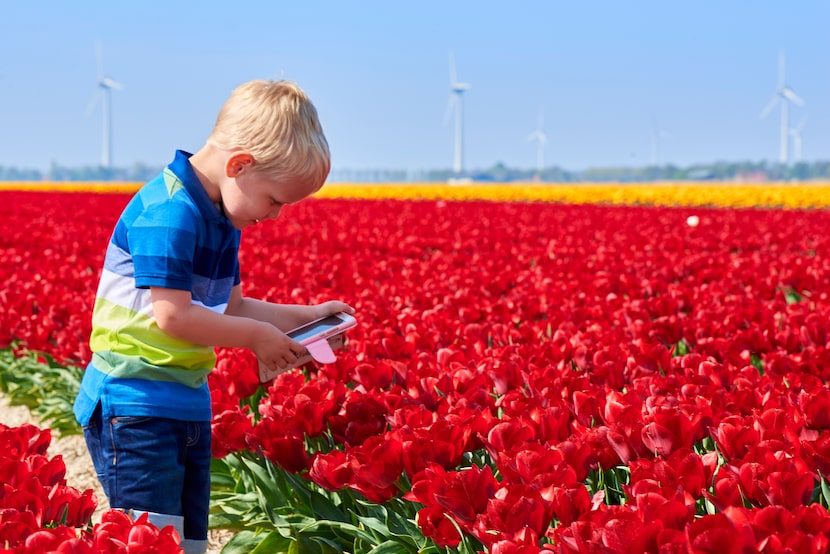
[208,80,330,188]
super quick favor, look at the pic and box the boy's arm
[224,285,354,332]
[150,286,308,370]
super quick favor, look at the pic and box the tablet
[259,312,357,382]
[288,312,357,344]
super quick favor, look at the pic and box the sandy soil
[0,395,232,552]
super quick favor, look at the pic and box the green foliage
[210,451,444,553]
[783,287,805,305]
[673,338,690,357]
[0,347,83,436]
[586,465,629,506]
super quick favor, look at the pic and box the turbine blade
[759,96,779,119]
[448,51,457,85]
[85,89,101,117]
[103,77,124,91]
[782,88,804,106]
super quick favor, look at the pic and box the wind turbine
[443,52,471,175]
[649,121,672,166]
[760,50,804,165]
[86,41,123,168]
[789,116,807,163]
[526,111,547,177]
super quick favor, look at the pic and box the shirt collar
[168,149,226,224]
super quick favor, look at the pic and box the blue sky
[1,1,827,173]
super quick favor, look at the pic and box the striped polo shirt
[73,150,241,425]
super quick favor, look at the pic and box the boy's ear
[226,152,255,178]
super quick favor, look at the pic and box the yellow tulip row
[3,180,830,209]
[316,181,830,209]
[0,182,143,194]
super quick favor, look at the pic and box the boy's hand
[258,301,353,375]
[314,300,355,319]
[253,324,307,374]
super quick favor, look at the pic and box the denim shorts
[83,403,212,542]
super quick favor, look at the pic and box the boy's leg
[181,420,212,554]
[94,415,211,551]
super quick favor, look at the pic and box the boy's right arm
[150,287,306,371]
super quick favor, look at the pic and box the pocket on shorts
[108,415,175,466]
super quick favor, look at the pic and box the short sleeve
[128,201,199,290]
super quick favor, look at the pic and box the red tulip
[686,512,752,554]
[416,504,462,548]
[210,407,254,458]
[547,485,591,526]
[44,485,97,527]
[432,464,496,526]
[0,508,39,548]
[55,537,95,554]
[800,388,830,430]
[641,405,701,457]
[308,450,353,492]
[479,484,553,545]
[247,419,308,473]
[329,391,389,447]
[348,435,404,503]
[23,526,78,552]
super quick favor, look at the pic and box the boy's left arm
[224,285,354,332]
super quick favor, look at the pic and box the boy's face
[221,154,320,230]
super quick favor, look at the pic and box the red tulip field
[3,188,830,552]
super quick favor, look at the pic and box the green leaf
[208,513,244,530]
[367,540,415,554]
[211,466,238,490]
[820,471,830,507]
[250,530,293,554]
[220,530,267,554]
[300,520,379,547]
[384,509,423,544]
[784,288,804,304]
[673,338,690,357]
[355,515,389,539]
[309,536,344,553]
[288,535,324,554]
[236,455,288,523]
[308,489,350,523]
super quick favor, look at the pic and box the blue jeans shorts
[83,403,212,542]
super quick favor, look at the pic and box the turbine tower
[526,111,547,177]
[760,50,804,165]
[649,121,671,166]
[86,41,123,168]
[789,117,807,163]
[444,52,470,175]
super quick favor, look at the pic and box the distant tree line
[326,160,830,183]
[0,162,163,182]
[1,160,829,183]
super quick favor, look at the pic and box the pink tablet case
[258,333,345,382]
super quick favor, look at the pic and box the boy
[73,80,353,553]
